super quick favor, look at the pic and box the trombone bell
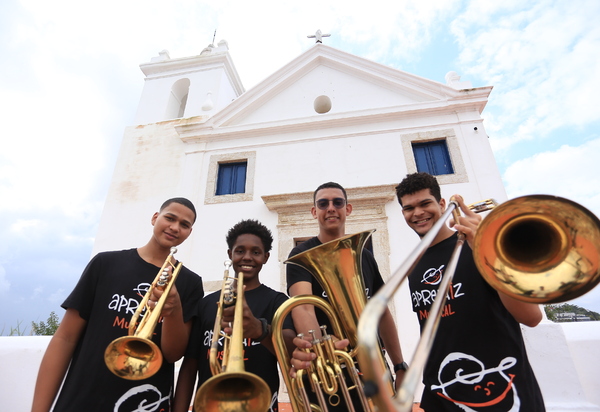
[473,195,600,303]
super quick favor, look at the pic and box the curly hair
[226,219,273,253]
[395,172,441,206]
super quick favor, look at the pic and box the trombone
[104,247,182,380]
[357,195,600,412]
[194,260,271,412]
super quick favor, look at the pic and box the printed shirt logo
[422,265,445,285]
[202,328,259,361]
[113,383,170,412]
[109,282,159,331]
[430,352,520,412]
[108,282,151,315]
[412,265,464,321]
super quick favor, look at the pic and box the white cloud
[503,137,600,217]
[9,219,43,234]
[452,1,600,149]
[31,287,43,300]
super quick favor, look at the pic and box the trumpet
[104,247,182,380]
[194,260,271,412]
[271,230,386,412]
[358,195,600,412]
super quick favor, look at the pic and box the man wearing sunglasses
[286,181,405,411]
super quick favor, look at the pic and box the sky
[1,0,600,334]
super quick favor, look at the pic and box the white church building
[3,38,599,412]
[95,39,506,300]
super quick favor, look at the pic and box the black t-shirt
[408,233,545,411]
[286,236,384,337]
[53,248,204,412]
[188,284,294,412]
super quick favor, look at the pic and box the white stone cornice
[139,52,245,95]
[175,91,491,143]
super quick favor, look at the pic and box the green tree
[544,303,600,322]
[31,311,60,335]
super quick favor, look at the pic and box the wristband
[394,361,409,372]
[257,317,269,341]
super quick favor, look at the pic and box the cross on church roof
[307,29,331,43]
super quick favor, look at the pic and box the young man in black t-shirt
[31,198,204,412]
[287,182,406,411]
[395,172,545,411]
[174,219,295,412]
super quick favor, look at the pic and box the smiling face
[311,187,352,241]
[400,188,448,239]
[227,233,270,290]
[150,202,194,250]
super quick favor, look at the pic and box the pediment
[176,44,490,141]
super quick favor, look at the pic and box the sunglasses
[315,198,346,210]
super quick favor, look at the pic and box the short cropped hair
[160,197,197,223]
[395,173,442,206]
[313,182,348,203]
[226,219,274,253]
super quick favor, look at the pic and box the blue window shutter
[232,163,247,193]
[216,162,247,195]
[413,144,430,173]
[412,141,454,175]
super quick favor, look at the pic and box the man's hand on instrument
[449,194,482,247]
[289,334,350,378]
[221,286,264,340]
[148,267,182,318]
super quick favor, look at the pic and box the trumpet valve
[222,278,236,306]
[157,268,170,287]
[308,329,320,345]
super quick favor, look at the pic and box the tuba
[194,260,271,412]
[104,247,182,380]
[271,230,388,412]
[358,195,600,412]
